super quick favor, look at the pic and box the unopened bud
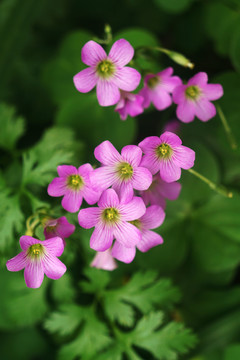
[167,50,194,69]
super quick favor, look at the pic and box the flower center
[102,207,119,224]
[185,85,200,100]
[46,225,57,233]
[67,175,84,190]
[147,76,160,89]
[117,162,133,180]
[156,143,172,159]
[27,243,44,258]
[97,60,115,78]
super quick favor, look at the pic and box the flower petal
[157,177,182,200]
[62,190,83,213]
[47,177,66,197]
[98,188,120,208]
[173,146,195,169]
[113,67,141,91]
[172,84,188,104]
[56,217,76,238]
[6,252,27,272]
[114,221,142,247]
[137,230,163,253]
[82,186,101,205]
[111,241,136,263]
[109,39,134,66]
[138,136,161,154]
[90,166,116,191]
[78,207,101,229]
[90,224,114,251]
[121,145,142,167]
[73,68,97,93]
[159,160,181,183]
[160,131,182,147]
[91,249,118,271]
[119,196,146,221]
[43,253,66,280]
[43,237,65,256]
[176,100,196,123]
[188,72,208,86]
[151,89,172,110]
[24,261,44,288]
[57,165,78,177]
[94,140,121,165]
[132,167,152,191]
[141,205,165,229]
[96,80,120,106]
[81,40,107,66]
[203,84,223,101]
[195,98,217,122]
[112,181,134,204]
[139,87,151,109]
[140,153,160,175]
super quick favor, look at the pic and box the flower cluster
[73,39,223,122]
[6,131,195,287]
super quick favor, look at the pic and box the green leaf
[57,307,112,360]
[0,269,48,329]
[0,191,24,251]
[51,272,76,304]
[44,304,84,337]
[224,344,240,360]
[231,22,240,73]
[103,271,180,327]
[204,3,240,56]
[80,267,111,293]
[0,103,25,150]
[127,312,197,359]
[22,127,81,186]
[154,0,193,14]
[55,94,137,151]
[191,194,240,273]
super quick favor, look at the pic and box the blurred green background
[1,0,240,359]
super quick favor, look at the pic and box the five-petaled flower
[48,164,100,213]
[78,189,146,262]
[6,236,66,288]
[90,141,152,203]
[172,72,223,123]
[73,39,141,106]
[139,131,195,183]
[139,67,181,111]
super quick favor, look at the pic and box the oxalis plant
[2,24,239,360]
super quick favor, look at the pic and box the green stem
[216,105,238,150]
[188,169,233,198]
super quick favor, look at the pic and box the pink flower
[73,39,141,106]
[90,141,152,203]
[114,205,165,262]
[115,91,144,120]
[48,164,100,213]
[140,175,181,209]
[78,189,146,261]
[91,248,118,271]
[172,72,223,123]
[139,67,181,111]
[6,236,66,288]
[44,216,75,246]
[139,131,195,183]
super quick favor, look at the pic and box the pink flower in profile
[139,131,195,183]
[90,141,152,202]
[139,67,181,111]
[91,248,118,271]
[78,189,146,263]
[115,91,144,120]
[172,72,223,123]
[6,236,66,288]
[140,175,181,209]
[48,164,100,213]
[73,39,141,106]
[44,216,75,246]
